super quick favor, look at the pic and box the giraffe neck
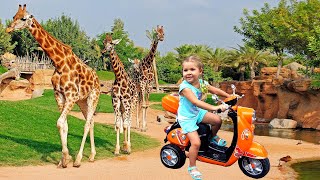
[28,19,77,68]
[109,49,128,80]
[142,39,159,67]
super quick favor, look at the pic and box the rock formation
[220,65,320,130]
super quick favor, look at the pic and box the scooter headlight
[252,110,256,122]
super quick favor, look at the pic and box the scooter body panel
[245,141,268,159]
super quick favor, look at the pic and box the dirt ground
[0,107,319,180]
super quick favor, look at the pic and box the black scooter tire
[160,144,186,169]
[238,157,270,179]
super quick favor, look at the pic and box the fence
[16,54,53,73]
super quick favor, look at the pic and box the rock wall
[219,67,320,130]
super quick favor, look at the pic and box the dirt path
[0,108,319,180]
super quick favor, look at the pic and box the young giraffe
[128,58,142,128]
[102,34,138,155]
[139,25,164,131]
[6,4,100,168]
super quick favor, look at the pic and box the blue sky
[0,0,280,54]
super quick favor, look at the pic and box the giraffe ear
[146,30,153,41]
[112,39,121,44]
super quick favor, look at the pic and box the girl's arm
[181,88,224,111]
[208,85,231,98]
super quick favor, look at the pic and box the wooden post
[153,57,160,92]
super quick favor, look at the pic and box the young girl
[177,56,231,180]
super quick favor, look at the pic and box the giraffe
[128,58,142,128]
[6,4,100,168]
[102,34,138,155]
[139,25,164,131]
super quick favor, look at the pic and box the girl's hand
[218,104,227,112]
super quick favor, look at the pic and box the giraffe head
[102,33,122,54]
[146,25,165,42]
[155,25,165,41]
[6,4,34,33]
[128,58,141,71]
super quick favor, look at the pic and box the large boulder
[269,118,298,129]
[29,69,54,89]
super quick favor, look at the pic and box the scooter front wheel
[238,157,270,179]
[160,144,186,169]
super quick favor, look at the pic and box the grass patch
[158,80,168,85]
[0,91,159,166]
[150,103,163,110]
[149,93,168,102]
[96,70,115,81]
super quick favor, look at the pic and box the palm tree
[231,44,271,80]
[202,48,230,72]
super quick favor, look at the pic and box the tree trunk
[153,57,159,92]
[276,56,283,78]
[239,65,245,81]
[250,62,255,80]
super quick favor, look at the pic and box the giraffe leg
[141,84,148,132]
[113,97,122,155]
[115,125,121,155]
[122,99,131,154]
[88,90,100,162]
[56,100,75,168]
[73,90,99,167]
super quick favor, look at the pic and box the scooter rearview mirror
[231,84,236,95]
[211,94,219,102]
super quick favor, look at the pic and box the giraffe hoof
[141,128,147,132]
[57,155,72,168]
[89,154,95,162]
[73,162,81,168]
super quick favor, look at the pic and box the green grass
[149,93,168,102]
[0,66,7,74]
[0,91,160,166]
[96,70,115,81]
[150,103,163,110]
[158,80,168,85]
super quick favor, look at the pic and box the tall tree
[0,19,15,56]
[234,1,291,77]
[97,18,144,70]
[42,15,96,62]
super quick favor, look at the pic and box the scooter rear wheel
[238,157,270,179]
[160,144,186,169]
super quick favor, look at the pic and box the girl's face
[182,61,203,85]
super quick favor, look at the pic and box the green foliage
[157,52,181,84]
[310,73,320,89]
[0,96,159,166]
[0,66,8,74]
[0,19,15,55]
[42,15,99,65]
[97,18,144,70]
[8,18,38,56]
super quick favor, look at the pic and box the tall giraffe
[139,25,164,131]
[6,4,100,168]
[102,34,138,155]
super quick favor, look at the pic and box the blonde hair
[182,55,204,71]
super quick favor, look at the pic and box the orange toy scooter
[160,85,270,179]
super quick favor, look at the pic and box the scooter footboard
[245,141,268,159]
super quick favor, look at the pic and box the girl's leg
[186,131,201,167]
[201,112,222,137]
